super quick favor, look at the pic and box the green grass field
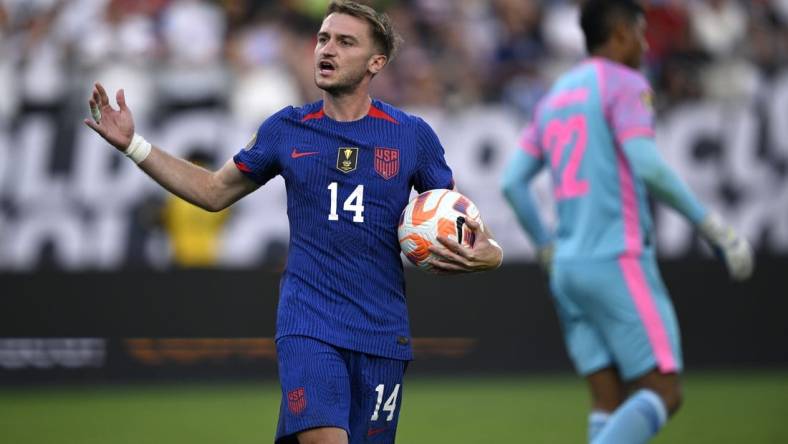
[1,371,787,443]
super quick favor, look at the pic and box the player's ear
[610,17,632,49]
[368,54,387,75]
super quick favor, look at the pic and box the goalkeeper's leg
[592,370,680,444]
[585,367,624,442]
[590,256,683,444]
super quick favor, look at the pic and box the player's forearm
[138,147,227,212]
[623,138,707,224]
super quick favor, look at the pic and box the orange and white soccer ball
[398,189,482,270]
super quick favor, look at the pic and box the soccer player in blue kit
[85,1,502,443]
[501,1,753,443]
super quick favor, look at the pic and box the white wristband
[124,133,152,164]
[488,238,503,267]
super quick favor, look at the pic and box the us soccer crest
[374,147,399,180]
[287,387,307,415]
[336,147,358,173]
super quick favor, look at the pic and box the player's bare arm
[426,217,503,273]
[84,82,257,212]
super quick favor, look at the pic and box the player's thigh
[572,256,683,382]
[275,336,351,444]
[347,353,408,443]
[550,266,614,378]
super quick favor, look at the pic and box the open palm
[83,82,135,151]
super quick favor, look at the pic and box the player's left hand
[427,218,503,274]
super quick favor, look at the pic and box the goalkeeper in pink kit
[501,1,754,443]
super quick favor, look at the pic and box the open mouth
[318,60,336,75]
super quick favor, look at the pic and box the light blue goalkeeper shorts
[549,253,683,381]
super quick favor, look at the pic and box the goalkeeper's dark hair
[580,0,645,53]
[326,0,403,62]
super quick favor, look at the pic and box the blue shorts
[549,255,683,381]
[275,335,407,443]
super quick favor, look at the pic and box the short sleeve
[609,72,656,145]
[412,118,454,193]
[232,109,288,185]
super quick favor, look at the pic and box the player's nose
[319,38,338,56]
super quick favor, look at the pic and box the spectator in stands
[689,0,759,101]
[161,150,230,268]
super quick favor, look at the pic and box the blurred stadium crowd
[1,0,787,122]
[1,0,787,270]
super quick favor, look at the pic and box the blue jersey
[233,99,454,360]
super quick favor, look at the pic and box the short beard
[316,68,367,97]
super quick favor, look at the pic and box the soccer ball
[398,189,482,270]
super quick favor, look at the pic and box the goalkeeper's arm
[623,137,754,280]
[500,149,553,271]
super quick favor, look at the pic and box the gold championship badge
[336,147,358,173]
[641,90,654,112]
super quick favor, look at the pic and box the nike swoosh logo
[367,427,388,437]
[291,148,319,158]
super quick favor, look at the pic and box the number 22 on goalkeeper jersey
[520,58,658,260]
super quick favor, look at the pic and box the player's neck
[591,48,631,69]
[322,91,372,122]
[591,48,616,63]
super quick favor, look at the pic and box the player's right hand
[699,213,754,281]
[83,82,135,151]
[427,217,503,274]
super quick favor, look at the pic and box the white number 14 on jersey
[328,182,365,223]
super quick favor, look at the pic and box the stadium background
[1,0,787,442]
